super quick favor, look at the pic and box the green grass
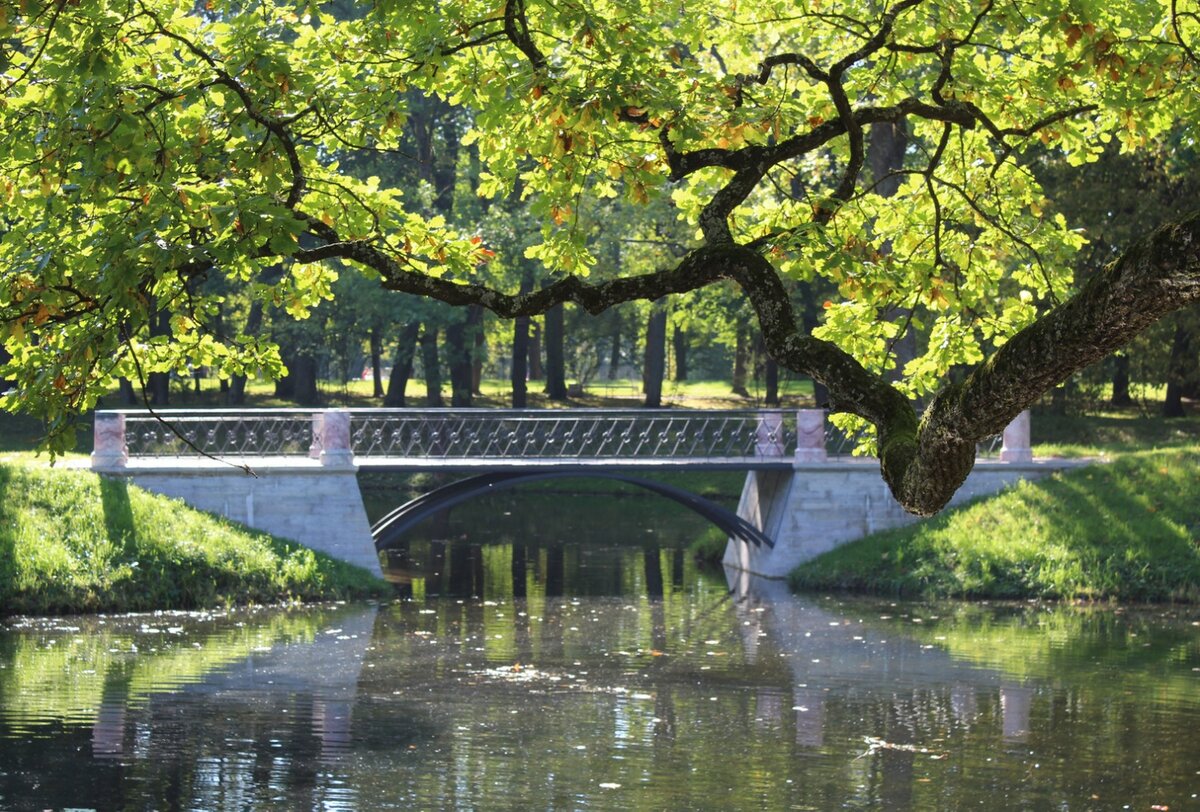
[0,460,390,615]
[789,447,1200,602]
[1032,412,1200,457]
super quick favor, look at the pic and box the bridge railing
[91,407,1032,468]
[346,409,796,461]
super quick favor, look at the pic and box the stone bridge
[90,408,1075,579]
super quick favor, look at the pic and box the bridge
[91,407,1072,579]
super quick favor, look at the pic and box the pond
[1,487,1199,810]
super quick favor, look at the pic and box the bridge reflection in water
[3,544,1197,810]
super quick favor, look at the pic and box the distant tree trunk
[290,352,319,406]
[111,379,133,405]
[369,328,384,398]
[446,314,473,407]
[765,358,780,405]
[528,320,544,380]
[1110,354,1133,408]
[643,303,667,407]
[608,321,621,379]
[0,345,10,394]
[1163,322,1193,417]
[799,291,829,406]
[731,327,751,397]
[543,301,567,400]
[384,322,421,407]
[471,305,485,396]
[754,332,780,405]
[421,324,444,407]
[511,276,532,408]
[672,326,688,382]
[148,307,170,406]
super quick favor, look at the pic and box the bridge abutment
[725,410,1082,578]
[92,410,382,578]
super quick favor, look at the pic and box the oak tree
[1,0,1199,514]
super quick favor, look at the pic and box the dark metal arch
[371,470,773,551]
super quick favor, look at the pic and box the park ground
[3,377,1200,611]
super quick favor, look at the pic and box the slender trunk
[369,329,384,398]
[643,302,667,407]
[229,300,264,405]
[731,327,750,397]
[148,307,170,406]
[446,314,473,407]
[511,277,532,408]
[528,321,544,380]
[1109,353,1133,408]
[544,301,567,400]
[765,357,780,405]
[471,306,485,396]
[1164,321,1192,417]
[608,320,621,379]
[421,324,444,407]
[672,325,688,382]
[384,322,421,407]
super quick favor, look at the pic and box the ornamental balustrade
[91,407,1032,470]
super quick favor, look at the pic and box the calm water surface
[2,489,1199,810]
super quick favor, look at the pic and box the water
[2,490,1199,811]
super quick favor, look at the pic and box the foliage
[1,0,1199,513]
[0,460,388,615]
[789,447,1200,601]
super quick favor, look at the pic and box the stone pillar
[1000,410,1033,463]
[309,412,325,459]
[793,409,827,463]
[754,410,785,457]
[319,409,355,468]
[91,412,128,471]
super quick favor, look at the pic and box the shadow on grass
[98,475,136,557]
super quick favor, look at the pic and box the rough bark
[445,314,473,407]
[528,320,543,380]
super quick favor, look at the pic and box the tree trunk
[118,379,137,405]
[0,345,10,394]
[608,320,621,379]
[148,307,170,406]
[543,301,567,400]
[445,314,473,407]
[369,328,385,398]
[384,321,421,407]
[643,302,668,407]
[471,305,485,396]
[421,324,444,407]
[765,357,780,405]
[731,327,751,397]
[528,320,543,380]
[672,325,688,382]
[1163,321,1193,417]
[1110,353,1133,408]
[290,352,320,406]
[511,277,532,408]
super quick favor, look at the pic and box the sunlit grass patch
[0,461,389,615]
[789,447,1200,602]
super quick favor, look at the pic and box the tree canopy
[1,0,1199,514]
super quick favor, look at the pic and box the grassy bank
[0,461,389,615]
[789,447,1200,602]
